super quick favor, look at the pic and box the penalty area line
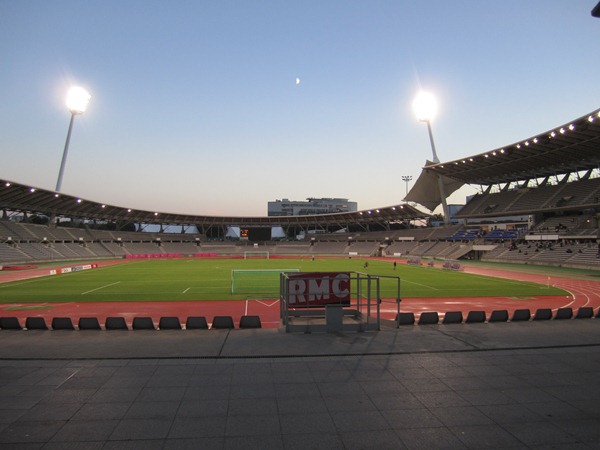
[81,281,121,295]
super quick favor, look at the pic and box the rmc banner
[286,272,351,307]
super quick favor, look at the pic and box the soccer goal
[231,269,300,294]
[244,251,270,259]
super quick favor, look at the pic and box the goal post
[244,251,270,259]
[231,269,300,294]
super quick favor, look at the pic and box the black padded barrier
[25,317,48,330]
[211,316,235,329]
[511,309,531,322]
[105,317,129,330]
[396,312,415,326]
[51,317,75,330]
[576,307,594,319]
[442,311,463,324]
[186,316,209,329]
[132,317,156,330]
[533,308,553,321]
[554,307,573,320]
[0,317,22,330]
[159,316,182,330]
[418,312,439,325]
[239,315,262,329]
[78,317,102,330]
[489,310,509,322]
[465,311,486,323]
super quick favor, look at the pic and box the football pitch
[0,258,567,304]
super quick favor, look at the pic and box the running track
[1,261,599,328]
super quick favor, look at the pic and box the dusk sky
[1,1,599,216]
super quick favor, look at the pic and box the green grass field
[0,258,567,303]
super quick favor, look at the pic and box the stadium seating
[211,316,235,329]
[239,315,262,329]
[25,317,48,330]
[442,311,463,324]
[105,317,129,330]
[51,317,75,330]
[185,316,209,329]
[418,312,439,325]
[554,308,573,320]
[158,317,182,330]
[78,317,102,330]
[0,317,22,330]
[465,311,486,323]
[132,317,155,330]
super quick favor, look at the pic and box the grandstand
[1,109,600,269]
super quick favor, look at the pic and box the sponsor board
[286,272,351,307]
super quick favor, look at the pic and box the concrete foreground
[0,320,599,449]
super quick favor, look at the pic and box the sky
[1,1,599,217]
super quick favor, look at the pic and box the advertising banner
[287,272,351,307]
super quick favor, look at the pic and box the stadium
[2,107,600,329]
[1,3,600,448]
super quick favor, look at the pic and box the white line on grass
[81,281,121,295]
[182,288,190,294]
[402,279,439,290]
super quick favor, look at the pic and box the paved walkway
[1,320,599,449]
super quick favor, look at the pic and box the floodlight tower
[401,175,412,196]
[412,91,450,224]
[55,86,91,192]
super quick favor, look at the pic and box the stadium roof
[406,108,600,210]
[0,178,427,230]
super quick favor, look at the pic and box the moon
[295,77,300,85]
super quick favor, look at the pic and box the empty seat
[239,315,262,329]
[211,316,235,329]
[0,317,22,330]
[396,312,415,326]
[51,317,75,330]
[25,317,48,330]
[132,317,155,330]
[442,311,463,324]
[185,316,208,329]
[533,308,552,321]
[554,307,573,320]
[489,310,509,322]
[159,316,182,330]
[418,312,439,325]
[575,307,594,319]
[511,309,531,322]
[78,317,102,330]
[465,311,486,323]
[105,317,129,330]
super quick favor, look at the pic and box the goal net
[244,251,270,259]
[231,269,300,295]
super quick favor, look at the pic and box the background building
[268,198,357,217]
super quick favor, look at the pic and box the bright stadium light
[56,86,91,192]
[412,91,449,224]
[412,91,438,123]
[66,86,91,114]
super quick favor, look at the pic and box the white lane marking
[81,281,121,295]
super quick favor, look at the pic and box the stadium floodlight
[412,91,440,163]
[402,175,412,196]
[55,86,91,192]
[412,91,449,224]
